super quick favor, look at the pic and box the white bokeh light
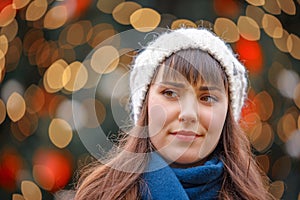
[277,69,299,99]
[286,130,300,158]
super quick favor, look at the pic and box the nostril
[178,114,197,123]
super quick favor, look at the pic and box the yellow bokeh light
[0,5,16,27]
[97,0,125,14]
[272,156,291,180]
[0,52,5,83]
[21,180,42,200]
[44,59,69,92]
[294,83,300,109]
[0,19,18,42]
[44,5,68,30]
[11,121,26,141]
[66,21,91,46]
[0,53,5,70]
[130,8,161,32]
[87,24,117,48]
[256,154,270,173]
[49,118,73,148]
[246,0,265,6]
[283,114,298,137]
[6,92,26,122]
[5,37,22,72]
[23,29,44,55]
[0,99,6,124]
[171,19,197,30]
[91,45,120,74]
[237,16,260,41]
[241,112,262,139]
[252,123,274,153]
[262,14,283,38]
[278,113,296,142]
[277,0,296,15]
[247,120,263,146]
[13,0,31,9]
[214,18,239,43]
[12,194,25,200]
[263,0,281,15]
[82,98,106,128]
[26,0,48,21]
[246,5,265,28]
[63,61,88,92]
[287,34,300,60]
[112,2,142,25]
[17,112,38,137]
[43,73,59,94]
[253,91,274,121]
[58,26,74,49]
[0,35,9,57]
[268,181,285,199]
[119,48,137,67]
[35,41,51,68]
[273,29,289,52]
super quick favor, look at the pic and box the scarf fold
[142,153,224,200]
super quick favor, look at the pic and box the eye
[200,95,218,103]
[162,89,178,98]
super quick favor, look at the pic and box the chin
[168,153,206,167]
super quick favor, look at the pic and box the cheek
[198,107,227,158]
[148,104,167,137]
[201,105,227,131]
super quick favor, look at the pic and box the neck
[170,157,208,168]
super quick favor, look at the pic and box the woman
[75,28,274,199]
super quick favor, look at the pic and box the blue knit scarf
[142,153,224,200]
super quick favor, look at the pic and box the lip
[170,130,204,142]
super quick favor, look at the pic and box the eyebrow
[157,82,223,92]
[199,86,223,92]
[157,81,185,88]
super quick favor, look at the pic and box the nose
[178,94,198,124]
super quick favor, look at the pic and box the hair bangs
[161,49,227,89]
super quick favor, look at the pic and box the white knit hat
[130,28,248,123]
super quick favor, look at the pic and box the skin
[148,66,228,168]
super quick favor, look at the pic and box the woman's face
[147,65,228,167]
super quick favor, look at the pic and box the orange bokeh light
[33,148,73,192]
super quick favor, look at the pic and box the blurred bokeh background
[0,0,300,199]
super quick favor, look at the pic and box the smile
[170,130,204,142]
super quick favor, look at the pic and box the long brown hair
[75,49,274,200]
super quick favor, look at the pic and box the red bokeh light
[0,148,23,191]
[213,0,240,18]
[0,0,12,12]
[64,0,92,19]
[33,148,73,192]
[235,37,263,75]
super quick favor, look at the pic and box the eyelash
[200,95,218,103]
[161,89,218,103]
[161,89,178,98]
